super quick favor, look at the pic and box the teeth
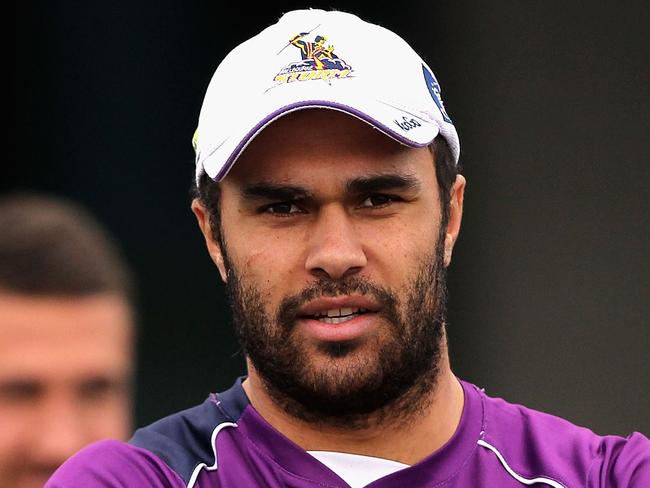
[321,307,360,318]
[319,315,356,325]
[311,307,370,322]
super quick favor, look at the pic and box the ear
[191,199,229,282]
[443,175,466,267]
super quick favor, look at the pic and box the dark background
[7,2,649,436]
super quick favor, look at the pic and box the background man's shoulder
[46,386,244,487]
[44,439,184,487]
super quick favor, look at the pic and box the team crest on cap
[273,31,353,84]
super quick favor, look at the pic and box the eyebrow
[240,173,420,202]
[346,173,421,194]
[240,183,314,201]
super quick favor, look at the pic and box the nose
[32,394,86,468]
[305,204,367,280]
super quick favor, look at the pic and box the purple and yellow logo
[274,31,353,84]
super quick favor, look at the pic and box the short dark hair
[192,135,460,244]
[0,193,134,298]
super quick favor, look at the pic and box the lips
[296,296,382,340]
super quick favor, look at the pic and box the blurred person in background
[0,193,135,488]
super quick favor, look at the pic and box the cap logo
[273,30,353,84]
[422,64,452,124]
[394,116,422,132]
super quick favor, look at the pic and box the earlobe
[212,248,229,283]
[190,199,229,283]
[443,233,454,267]
[443,175,466,267]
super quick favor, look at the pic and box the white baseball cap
[193,9,460,182]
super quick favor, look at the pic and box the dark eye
[78,378,120,401]
[264,202,302,214]
[359,194,398,208]
[0,380,43,404]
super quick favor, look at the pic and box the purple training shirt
[46,378,650,487]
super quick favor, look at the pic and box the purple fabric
[45,439,185,487]
[46,379,650,487]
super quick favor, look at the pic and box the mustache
[275,276,399,331]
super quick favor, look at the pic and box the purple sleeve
[45,439,185,488]
[589,432,650,487]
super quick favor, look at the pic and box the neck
[241,348,464,465]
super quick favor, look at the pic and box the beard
[222,229,448,429]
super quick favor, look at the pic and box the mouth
[296,296,381,342]
[303,307,371,325]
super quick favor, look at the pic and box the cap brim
[198,90,441,181]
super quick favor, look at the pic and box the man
[288,32,346,71]
[47,9,649,488]
[0,194,135,488]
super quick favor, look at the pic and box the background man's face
[0,292,133,488]
[200,109,454,424]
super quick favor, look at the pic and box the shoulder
[45,439,184,487]
[127,379,249,485]
[472,383,650,487]
[128,392,240,484]
[47,378,250,487]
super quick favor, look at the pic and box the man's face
[194,109,464,425]
[0,292,133,488]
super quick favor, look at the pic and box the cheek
[363,219,439,275]
[0,405,32,455]
[238,241,293,276]
[223,210,305,279]
[78,398,131,441]
[229,236,304,302]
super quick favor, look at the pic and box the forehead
[224,109,435,187]
[0,292,132,378]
